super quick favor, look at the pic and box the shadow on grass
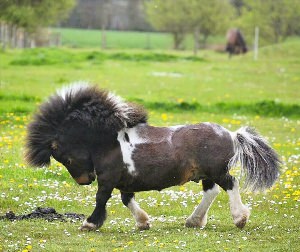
[131,99,300,118]
[1,93,299,118]
[10,48,206,66]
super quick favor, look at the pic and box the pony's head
[25,82,147,185]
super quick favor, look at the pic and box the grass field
[52,28,226,50]
[0,39,299,251]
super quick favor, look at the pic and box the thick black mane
[25,84,147,167]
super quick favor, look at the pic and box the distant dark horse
[25,83,280,231]
[226,29,248,57]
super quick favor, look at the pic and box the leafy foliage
[145,0,189,49]
[233,0,300,44]
[0,0,75,32]
[145,0,234,50]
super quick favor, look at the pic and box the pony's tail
[228,127,281,192]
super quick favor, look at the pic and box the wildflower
[179,186,185,192]
[127,241,134,246]
[292,190,300,196]
[161,113,168,121]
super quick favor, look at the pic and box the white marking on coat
[127,198,150,229]
[169,125,184,131]
[117,127,146,175]
[227,180,250,227]
[186,184,220,227]
[203,122,227,137]
[167,125,184,143]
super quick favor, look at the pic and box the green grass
[53,28,175,49]
[0,39,299,251]
[52,28,226,50]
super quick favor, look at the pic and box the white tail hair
[229,127,280,192]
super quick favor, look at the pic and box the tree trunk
[193,26,200,56]
[101,24,107,49]
[173,32,184,50]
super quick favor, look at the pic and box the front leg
[121,192,150,230]
[80,185,113,231]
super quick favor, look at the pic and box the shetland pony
[226,28,248,57]
[25,83,280,231]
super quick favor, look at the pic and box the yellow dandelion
[177,98,184,103]
[26,245,32,250]
[161,113,168,121]
[127,241,134,246]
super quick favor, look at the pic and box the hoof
[137,221,151,230]
[234,215,248,229]
[185,215,207,228]
[232,207,250,229]
[79,220,97,231]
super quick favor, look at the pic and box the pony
[25,83,280,231]
[226,28,248,57]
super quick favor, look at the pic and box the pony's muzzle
[75,172,96,185]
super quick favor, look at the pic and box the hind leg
[216,174,250,229]
[185,180,220,228]
[121,192,150,230]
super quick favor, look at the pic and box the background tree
[230,0,245,16]
[0,0,75,32]
[186,0,234,55]
[145,0,190,49]
[0,0,75,48]
[145,0,234,52]
[61,0,150,31]
[234,0,300,45]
